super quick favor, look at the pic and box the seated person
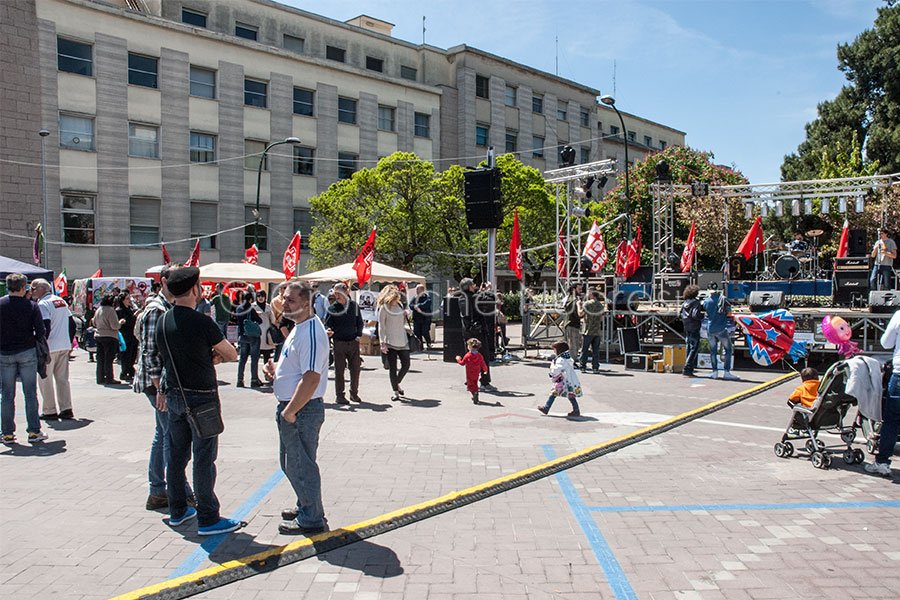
[788,367,820,409]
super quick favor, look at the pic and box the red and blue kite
[733,309,808,366]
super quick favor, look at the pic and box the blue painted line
[586,500,900,513]
[541,445,637,600]
[169,470,285,578]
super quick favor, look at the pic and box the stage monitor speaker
[618,327,641,354]
[833,271,869,306]
[728,255,749,280]
[749,291,785,312]
[869,291,900,314]
[661,274,691,302]
[464,168,502,230]
[849,229,867,257]
[697,271,724,292]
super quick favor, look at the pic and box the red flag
[242,244,259,265]
[680,221,697,273]
[90,268,103,278]
[624,226,642,279]
[185,240,201,267]
[53,269,68,297]
[283,232,302,279]
[352,227,377,285]
[508,210,523,280]
[736,216,765,261]
[161,244,171,264]
[557,233,568,278]
[836,219,849,259]
[614,240,628,277]
[582,220,609,272]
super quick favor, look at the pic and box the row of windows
[475,74,592,126]
[180,8,419,82]
[479,125,591,163]
[602,121,668,150]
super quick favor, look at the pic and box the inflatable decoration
[821,315,861,358]
[733,309,808,366]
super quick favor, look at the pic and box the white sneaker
[706,371,719,379]
[722,372,740,381]
[864,461,891,476]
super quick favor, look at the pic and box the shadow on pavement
[207,532,280,565]
[483,390,535,398]
[398,397,441,408]
[326,400,392,413]
[474,400,504,407]
[316,536,404,578]
[542,414,600,422]
[1,439,68,456]
[46,418,94,431]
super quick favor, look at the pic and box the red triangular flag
[557,233,568,278]
[614,240,628,277]
[283,232,302,279]
[836,219,849,259]
[90,268,103,278]
[680,221,697,273]
[185,240,201,267]
[624,226,642,279]
[582,220,609,272]
[736,216,765,261]
[509,210,523,280]
[54,269,68,297]
[161,243,171,264]
[242,244,259,265]
[352,227,377,285]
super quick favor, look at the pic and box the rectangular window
[191,202,217,249]
[293,146,314,176]
[580,109,590,127]
[127,123,159,158]
[338,152,357,179]
[181,8,207,27]
[57,37,92,76]
[326,45,346,62]
[61,193,95,244]
[338,97,357,124]
[659,140,667,150]
[581,147,590,164]
[505,130,517,153]
[532,94,543,114]
[189,65,216,98]
[366,56,384,72]
[59,114,94,151]
[244,140,268,171]
[414,112,430,138]
[235,22,258,41]
[557,108,567,121]
[130,197,160,245]
[475,123,489,147]
[644,135,652,147]
[532,135,544,158]
[244,206,268,251]
[283,34,305,53]
[627,130,636,142]
[189,131,216,163]
[293,208,313,249]
[610,125,619,137]
[128,53,158,88]
[475,74,490,99]
[377,106,395,131]
[244,78,267,108]
[292,87,314,116]
[400,65,417,81]
[505,85,517,107]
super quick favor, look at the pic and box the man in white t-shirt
[31,279,75,420]
[265,281,330,535]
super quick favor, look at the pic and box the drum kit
[762,229,825,281]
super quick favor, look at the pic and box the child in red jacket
[457,338,488,404]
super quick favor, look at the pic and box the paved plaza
[1,330,899,600]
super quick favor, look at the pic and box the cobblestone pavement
[1,335,898,600]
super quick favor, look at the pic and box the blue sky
[285,0,880,183]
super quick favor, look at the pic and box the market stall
[296,261,425,285]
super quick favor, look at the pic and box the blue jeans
[1,349,41,436]
[579,335,601,371]
[876,374,900,465]
[870,265,893,291]
[684,330,701,374]
[276,399,326,528]
[216,320,229,337]
[542,392,580,413]
[708,330,733,372]
[165,389,221,526]
[238,336,261,384]
[145,391,192,498]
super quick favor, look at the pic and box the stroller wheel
[774,443,787,458]
[840,430,856,444]
[783,441,794,457]
[811,451,828,469]
[805,439,824,454]
[842,449,855,465]
[853,449,866,464]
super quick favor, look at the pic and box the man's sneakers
[706,371,719,379]
[722,372,741,381]
[281,507,299,521]
[199,518,245,536]
[567,410,581,417]
[335,396,350,405]
[278,518,327,536]
[28,432,48,443]
[865,461,892,476]
[40,413,59,421]
[349,393,363,403]
[59,409,75,420]
[1,434,15,446]
[146,494,168,510]
[169,507,197,527]
[537,406,549,415]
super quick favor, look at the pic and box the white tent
[297,261,425,284]
[199,262,286,283]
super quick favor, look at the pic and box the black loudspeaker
[442,327,466,362]
[869,291,900,314]
[833,271,869,306]
[749,291,785,312]
[697,271,724,291]
[618,327,641,354]
[661,274,691,302]
[464,168,502,229]
[849,229,867,257]
[728,255,748,280]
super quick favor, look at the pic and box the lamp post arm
[254,139,291,250]
[611,105,631,239]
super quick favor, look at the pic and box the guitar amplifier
[869,291,900,314]
[749,291,785,312]
[834,256,870,270]
[833,271,869,306]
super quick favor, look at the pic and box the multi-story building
[0,0,685,277]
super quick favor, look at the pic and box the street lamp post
[39,129,50,268]
[254,137,301,250]
[600,95,630,239]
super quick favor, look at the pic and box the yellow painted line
[111,371,797,600]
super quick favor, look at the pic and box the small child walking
[538,341,582,417]
[457,338,488,404]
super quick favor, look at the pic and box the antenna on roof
[555,35,559,76]
[613,59,616,97]
[422,16,426,44]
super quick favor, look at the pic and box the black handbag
[161,311,224,439]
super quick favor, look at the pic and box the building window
[244,78,267,108]
[244,140,268,171]
[128,53,158,88]
[505,85,517,107]
[532,136,544,158]
[61,193,95,244]
[557,108,567,121]
[59,114,94,151]
[326,45,346,62]
[400,65,417,81]
[292,87,314,116]
[475,74,490,99]
[338,152,357,179]
[366,56,384,72]
[181,8,207,27]
[610,125,619,137]
[57,37,92,76]
[244,206,268,250]
[581,147,590,164]
[580,109,590,127]
[293,146,314,176]
[191,202,217,249]
[189,66,216,98]
[293,208,313,249]
[532,94,543,114]
[130,197,160,245]
[235,22,258,41]
[627,130,636,142]
[378,106,395,131]
[338,97,357,124]
[475,123,489,147]
[414,112,430,138]
[659,140,667,150]
[505,130,517,153]
[644,135,652,147]
[127,123,159,158]
[189,131,216,163]
[283,34,304,53]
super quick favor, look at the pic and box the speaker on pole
[849,229,867,257]
[464,168,502,230]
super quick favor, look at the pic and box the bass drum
[774,255,801,280]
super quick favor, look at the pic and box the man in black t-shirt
[155,267,240,536]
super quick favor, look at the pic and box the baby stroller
[774,360,866,469]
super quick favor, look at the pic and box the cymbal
[805,229,824,237]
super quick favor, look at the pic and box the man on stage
[870,229,897,291]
